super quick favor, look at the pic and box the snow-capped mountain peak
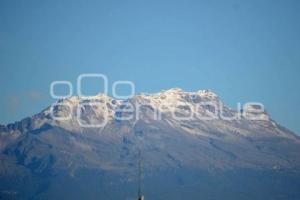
[1,88,297,143]
[1,88,300,200]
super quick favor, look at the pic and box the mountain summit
[1,88,300,199]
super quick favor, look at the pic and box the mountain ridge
[1,88,299,170]
[1,88,300,199]
[0,88,292,133]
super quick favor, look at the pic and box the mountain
[1,88,300,200]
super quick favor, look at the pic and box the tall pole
[138,148,142,198]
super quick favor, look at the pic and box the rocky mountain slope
[1,88,300,199]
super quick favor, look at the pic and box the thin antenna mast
[137,148,144,200]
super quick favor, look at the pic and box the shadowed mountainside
[1,88,300,199]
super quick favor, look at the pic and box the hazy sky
[0,0,300,134]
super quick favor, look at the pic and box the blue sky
[0,0,300,135]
